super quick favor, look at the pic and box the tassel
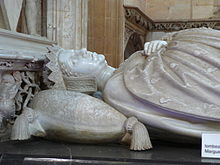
[124,117,152,151]
[11,112,30,140]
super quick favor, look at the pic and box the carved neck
[96,65,115,91]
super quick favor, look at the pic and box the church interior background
[0,0,220,67]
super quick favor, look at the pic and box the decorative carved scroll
[0,29,53,141]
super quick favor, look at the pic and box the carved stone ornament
[0,70,40,142]
[0,29,54,142]
[45,45,66,90]
[33,27,220,144]
[11,89,152,151]
[124,6,220,31]
[153,21,220,31]
[63,75,97,94]
[0,71,21,141]
[46,46,98,93]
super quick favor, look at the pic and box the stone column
[47,0,88,49]
[87,0,125,68]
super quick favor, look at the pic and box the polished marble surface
[0,138,219,165]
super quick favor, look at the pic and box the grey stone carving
[11,90,152,151]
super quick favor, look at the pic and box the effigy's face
[59,49,107,77]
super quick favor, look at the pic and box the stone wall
[124,0,147,15]
[87,0,124,68]
[0,7,6,29]
[146,0,220,20]
[192,0,220,19]
[88,0,220,67]
[47,0,88,49]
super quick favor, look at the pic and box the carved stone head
[58,48,107,78]
[58,48,108,93]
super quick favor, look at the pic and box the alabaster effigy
[9,27,220,151]
[11,47,152,151]
[104,27,220,139]
[11,90,152,150]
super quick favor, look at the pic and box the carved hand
[144,40,168,55]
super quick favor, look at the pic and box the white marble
[11,90,152,151]
[44,27,220,141]
[144,40,167,55]
[0,0,23,31]
[104,27,220,139]
[47,0,88,49]
[46,47,115,92]
[0,72,21,121]
[0,28,55,61]
[0,72,21,141]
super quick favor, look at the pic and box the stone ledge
[124,6,220,31]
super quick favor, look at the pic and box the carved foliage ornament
[153,21,220,31]
[124,7,220,31]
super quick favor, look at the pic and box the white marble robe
[104,28,220,139]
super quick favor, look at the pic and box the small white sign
[202,133,220,158]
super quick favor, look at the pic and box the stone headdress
[46,45,66,90]
[46,46,97,93]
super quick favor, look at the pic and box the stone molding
[124,6,154,32]
[153,20,220,31]
[124,6,220,31]
[0,58,44,72]
[0,29,54,141]
[47,0,88,49]
[0,28,55,58]
[0,29,55,71]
